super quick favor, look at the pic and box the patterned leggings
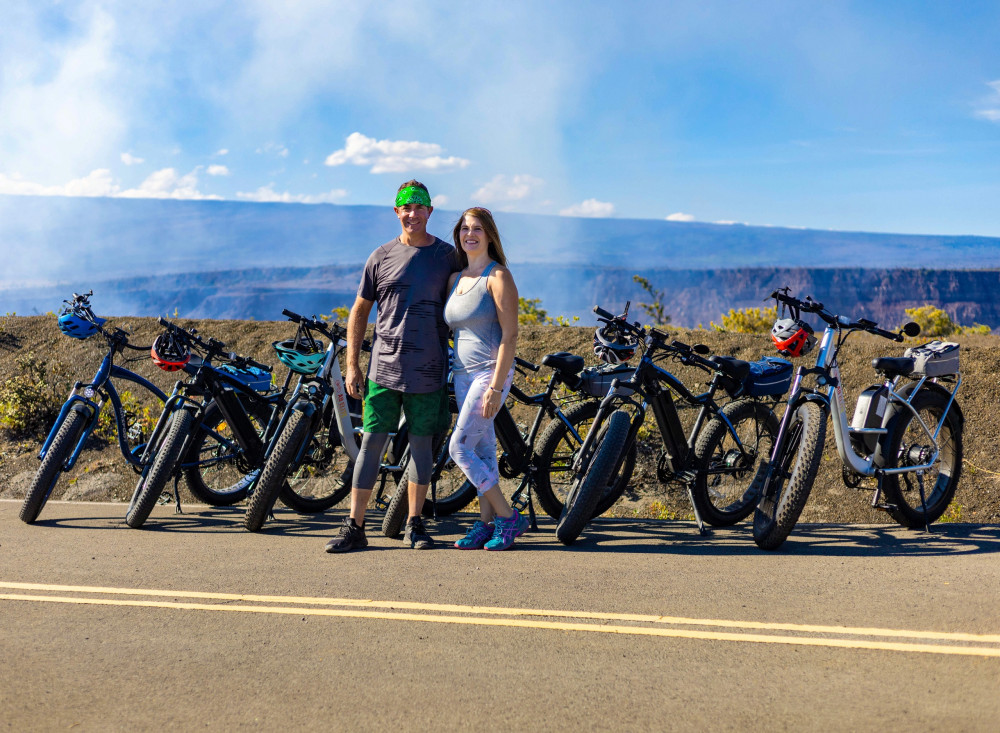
[449,368,514,496]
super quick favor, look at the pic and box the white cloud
[473,174,544,203]
[974,79,1000,122]
[432,194,449,206]
[559,199,616,218]
[121,152,144,166]
[207,164,230,176]
[325,132,470,174]
[215,149,229,156]
[118,167,220,200]
[666,212,695,222]
[256,143,289,158]
[0,169,119,197]
[235,184,348,204]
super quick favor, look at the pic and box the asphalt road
[2,499,999,731]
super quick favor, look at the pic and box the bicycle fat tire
[244,410,312,531]
[556,409,630,546]
[692,399,780,527]
[381,470,410,538]
[126,409,195,529]
[752,401,825,551]
[880,389,963,528]
[20,409,88,524]
[534,401,637,521]
[183,398,271,506]
[276,434,353,515]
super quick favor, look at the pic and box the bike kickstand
[916,472,932,534]
[172,475,183,515]
[685,482,707,536]
[527,490,538,533]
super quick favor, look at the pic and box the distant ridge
[2,195,999,285]
[2,195,999,327]
[4,262,998,330]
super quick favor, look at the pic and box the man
[325,180,458,552]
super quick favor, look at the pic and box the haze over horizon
[2,1,1000,239]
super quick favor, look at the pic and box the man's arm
[346,295,374,399]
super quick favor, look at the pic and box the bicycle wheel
[692,399,779,527]
[535,401,637,521]
[20,409,88,524]
[183,398,271,506]
[556,409,630,546]
[245,409,312,531]
[879,389,963,528]
[276,415,354,514]
[752,401,825,550]
[381,472,410,538]
[126,408,194,529]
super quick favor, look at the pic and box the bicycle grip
[514,356,539,372]
[282,309,303,322]
[593,305,614,320]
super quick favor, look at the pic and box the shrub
[632,275,671,326]
[711,305,778,333]
[0,353,68,439]
[903,305,991,337]
[518,298,578,327]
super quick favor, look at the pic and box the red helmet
[151,332,191,372]
[771,318,815,358]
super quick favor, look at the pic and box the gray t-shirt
[359,236,459,393]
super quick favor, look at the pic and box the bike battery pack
[850,384,888,453]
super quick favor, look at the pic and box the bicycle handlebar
[514,356,539,372]
[771,289,905,342]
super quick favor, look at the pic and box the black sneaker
[404,516,434,550]
[325,518,368,553]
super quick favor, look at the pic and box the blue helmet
[57,309,105,339]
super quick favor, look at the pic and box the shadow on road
[24,503,1000,558]
[561,518,1000,557]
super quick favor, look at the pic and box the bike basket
[745,356,793,397]
[903,341,960,377]
[216,364,273,392]
[579,363,635,397]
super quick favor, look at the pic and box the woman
[444,207,525,550]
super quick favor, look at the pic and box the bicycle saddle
[872,357,914,378]
[709,355,751,384]
[542,352,585,375]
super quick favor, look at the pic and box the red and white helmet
[771,318,815,358]
[151,331,191,372]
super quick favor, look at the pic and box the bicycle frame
[778,321,962,481]
[39,342,168,472]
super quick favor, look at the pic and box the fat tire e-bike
[558,304,787,546]
[20,292,169,524]
[752,289,963,551]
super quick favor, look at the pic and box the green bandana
[395,186,432,208]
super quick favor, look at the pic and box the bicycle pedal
[874,503,898,512]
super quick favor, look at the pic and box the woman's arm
[482,266,519,418]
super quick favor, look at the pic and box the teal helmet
[273,338,326,374]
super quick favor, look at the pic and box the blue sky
[2,0,999,236]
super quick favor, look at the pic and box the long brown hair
[452,207,507,269]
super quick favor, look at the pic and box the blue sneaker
[455,520,494,549]
[484,510,528,551]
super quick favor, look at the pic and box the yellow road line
[2,582,999,657]
[2,592,999,658]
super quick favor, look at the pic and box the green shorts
[362,380,450,437]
